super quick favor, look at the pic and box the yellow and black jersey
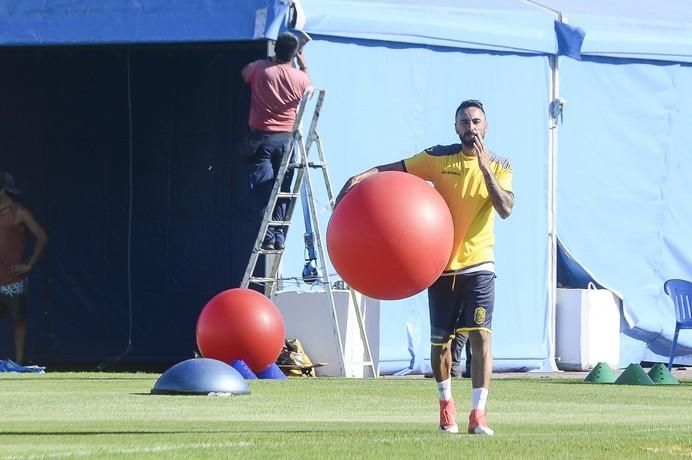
[403,143,513,272]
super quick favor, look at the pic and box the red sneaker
[438,399,458,433]
[468,409,494,435]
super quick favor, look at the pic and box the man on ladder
[242,31,310,252]
[240,33,378,378]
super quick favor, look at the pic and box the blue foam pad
[256,362,287,380]
[231,359,258,379]
[151,358,250,395]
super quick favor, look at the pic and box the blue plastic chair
[664,279,692,370]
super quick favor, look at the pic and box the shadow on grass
[0,377,155,382]
[132,392,253,396]
[496,377,587,384]
[0,429,317,436]
[500,378,692,387]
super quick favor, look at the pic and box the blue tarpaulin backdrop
[1,0,691,369]
[0,42,269,363]
[290,0,692,372]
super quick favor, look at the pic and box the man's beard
[460,133,478,148]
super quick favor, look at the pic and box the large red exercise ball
[196,288,285,373]
[327,171,454,300]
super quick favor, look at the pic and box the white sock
[437,378,452,401]
[472,387,488,411]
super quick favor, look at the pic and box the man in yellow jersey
[336,100,513,435]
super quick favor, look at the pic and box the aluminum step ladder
[240,88,378,378]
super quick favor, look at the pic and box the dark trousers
[451,332,472,378]
[246,130,295,246]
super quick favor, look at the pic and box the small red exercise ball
[196,288,285,373]
[327,171,454,300]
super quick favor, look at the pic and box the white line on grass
[5,441,254,459]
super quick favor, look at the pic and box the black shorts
[428,271,496,345]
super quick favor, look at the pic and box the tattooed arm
[472,136,514,219]
[482,170,514,219]
[335,161,405,206]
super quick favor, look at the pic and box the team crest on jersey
[474,306,487,325]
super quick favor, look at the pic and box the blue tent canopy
[540,0,692,63]
[291,0,692,371]
[297,0,557,372]
[301,0,556,54]
[0,0,289,46]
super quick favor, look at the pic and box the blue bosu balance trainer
[151,358,250,395]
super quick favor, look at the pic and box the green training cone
[614,363,655,385]
[584,362,617,384]
[647,363,679,385]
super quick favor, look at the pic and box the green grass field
[1,373,691,459]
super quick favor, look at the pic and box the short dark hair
[274,32,299,63]
[0,171,20,195]
[455,99,485,119]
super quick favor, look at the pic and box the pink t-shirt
[243,59,311,132]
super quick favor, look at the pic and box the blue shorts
[428,271,496,345]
